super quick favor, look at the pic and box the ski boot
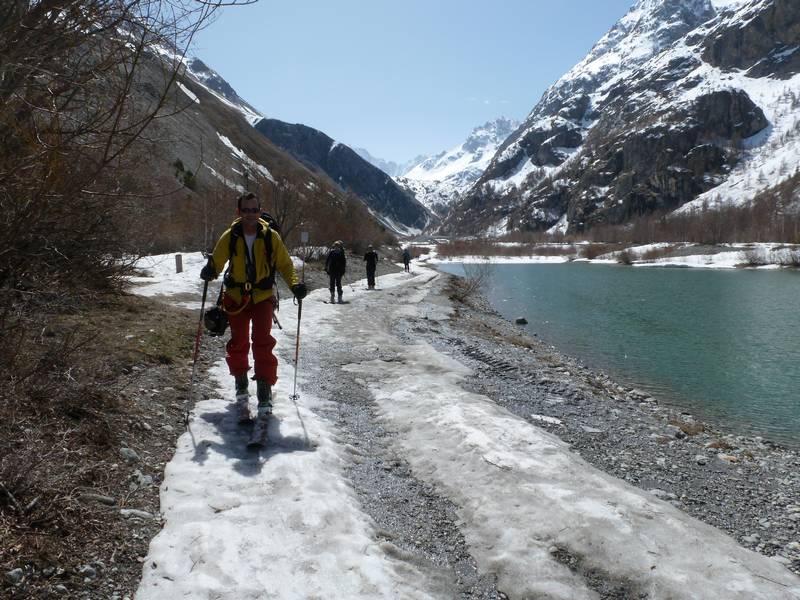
[256,380,273,415]
[337,292,343,304]
[234,374,251,423]
[248,380,272,447]
[330,292,335,303]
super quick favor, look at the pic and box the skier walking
[200,192,307,443]
[325,240,347,303]
[364,244,378,290]
[402,247,411,272]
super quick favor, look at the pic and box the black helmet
[204,306,229,336]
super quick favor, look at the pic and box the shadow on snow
[190,401,315,476]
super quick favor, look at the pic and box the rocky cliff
[442,0,799,236]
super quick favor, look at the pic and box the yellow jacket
[208,218,299,305]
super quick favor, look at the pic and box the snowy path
[134,254,800,599]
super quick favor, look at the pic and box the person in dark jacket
[325,240,347,303]
[402,247,411,272]
[364,245,378,289]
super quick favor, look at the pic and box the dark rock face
[702,0,800,79]
[440,0,786,237]
[524,89,767,232]
[255,119,432,232]
[690,90,769,139]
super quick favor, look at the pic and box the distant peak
[467,117,520,139]
[629,0,713,14]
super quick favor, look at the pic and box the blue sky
[194,0,634,163]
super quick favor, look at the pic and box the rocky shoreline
[412,271,800,576]
[285,261,800,597]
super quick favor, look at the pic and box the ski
[236,393,252,424]
[247,415,270,448]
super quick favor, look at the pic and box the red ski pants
[224,295,278,385]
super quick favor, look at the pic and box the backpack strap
[263,226,276,291]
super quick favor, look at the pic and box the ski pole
[289,249,306,401]
[289,298,302,401]
[185,279,209,428]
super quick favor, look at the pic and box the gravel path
[287,263,800,597]
[405,278,800,577]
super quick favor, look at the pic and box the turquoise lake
[438,262,800,445]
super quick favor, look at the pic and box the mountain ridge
[254,118,434,235]
[390,117,520,217]
[441,0,800,237]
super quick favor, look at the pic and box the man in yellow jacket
[200,192,307,432]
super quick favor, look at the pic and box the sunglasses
[240,207,261,214]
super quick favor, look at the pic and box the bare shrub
[580,243,621,259]
[0,0,245,573]
[437,239,497,258]
[0,0,232,313]
[532,245,576,256]
[499,229,576,244]
[777,248,800,267]
[574,168,800,246]
[437,239,575,258]
[617,249,634,265]
[261,177,304,244]
[741,248,768,266]
[449,263,493,303]
[305,190,396,255]
[640,245,679,261]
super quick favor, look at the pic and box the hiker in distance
[325,240,347,303]
[402,247,411,272]
[200,192,307,440]
[363,244,378,290]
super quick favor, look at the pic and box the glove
[291,282,307,300]
[200,263,215,281]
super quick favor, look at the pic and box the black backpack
[260,211,280,236]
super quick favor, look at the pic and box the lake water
[438,262,800,445]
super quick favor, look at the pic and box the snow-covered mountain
[184,58,264,126]
[441,0,800,236]
[255,119,435,236]
[352,148,424,178]
[394,117,519,216]
[163,52,433,237]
